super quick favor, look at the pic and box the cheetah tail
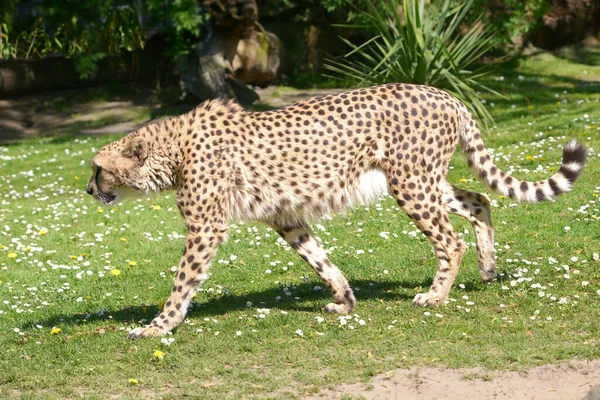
[458,108,587,203]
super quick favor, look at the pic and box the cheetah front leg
[128,222,224,339]
[272,224,356,314]
[389,184,465,307]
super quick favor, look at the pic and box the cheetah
[86,83,587,339]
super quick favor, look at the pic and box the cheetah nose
[86,184,94,195]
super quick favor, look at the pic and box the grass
[1,49,599,399]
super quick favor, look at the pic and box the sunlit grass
[0,50,599,399]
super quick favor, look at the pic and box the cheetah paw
[412,292,443,308]
[479,269,498,283]
[128,326,170,340]
[324,302,350,314]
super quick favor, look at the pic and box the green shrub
[326,0,501,127]
[0,0,207,79]
[469,0,549,49]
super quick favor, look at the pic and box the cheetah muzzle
[87,83,587,339]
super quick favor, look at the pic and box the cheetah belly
[229,167,390,226]
[287,167,390,224]
[346,168,390,207]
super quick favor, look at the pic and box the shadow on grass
[0,130,122,148]
[19,278,471,330]
[0,88,277,146]
[553,46,600,68]
[485,71,598,101]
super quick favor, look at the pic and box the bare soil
[308,360,600,399]
[0,85,159,143]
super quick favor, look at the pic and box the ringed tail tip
[559,139,587,185]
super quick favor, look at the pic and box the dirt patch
[0,94,150,143]
[0,85,342,143]
[309,360,600,400]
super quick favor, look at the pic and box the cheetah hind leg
[271,224,356,314]
[389,183,465,307]
[441,183,497,282]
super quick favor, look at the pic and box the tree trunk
[178,0,281,106]
[529,0,600,49]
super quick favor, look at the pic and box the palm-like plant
[326,0,500,127]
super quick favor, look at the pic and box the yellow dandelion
[39,229,48,235]
[158,301,165,311]
[459,178,468,183]
[25,247,31,252]
[7,252,17,258]
[80,253,88,257]
[593,193,599,197]
[499,195,505,199]
[110,269,121,276]
[525,155,535,161]
[74,176,79,180]
[86,295,91,300]
[70,255,78,259]
[50,327,62,335]
[97,207,103,213]
[152,205,161,211]
[527,105,534,109]
[128,378,138,385]
[120,237,127,242]
[128,260,137,266]
[548,167,555,172]
[0,245,5,249]
[153,349,165,360]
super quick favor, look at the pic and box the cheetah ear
[123,136,148,165]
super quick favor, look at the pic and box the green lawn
[1,50,599,399]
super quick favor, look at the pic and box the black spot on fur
[562,141,587,165]
[549,178,560,196]
[535,189,545,202]
[559,165,579,183]
[315,261,324,273]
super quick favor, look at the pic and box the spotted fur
[86,83,587,339]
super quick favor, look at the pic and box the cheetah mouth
[96,191,117,205]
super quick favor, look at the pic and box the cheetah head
[86,135,149,206]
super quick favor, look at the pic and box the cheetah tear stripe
[459,108,587,202]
